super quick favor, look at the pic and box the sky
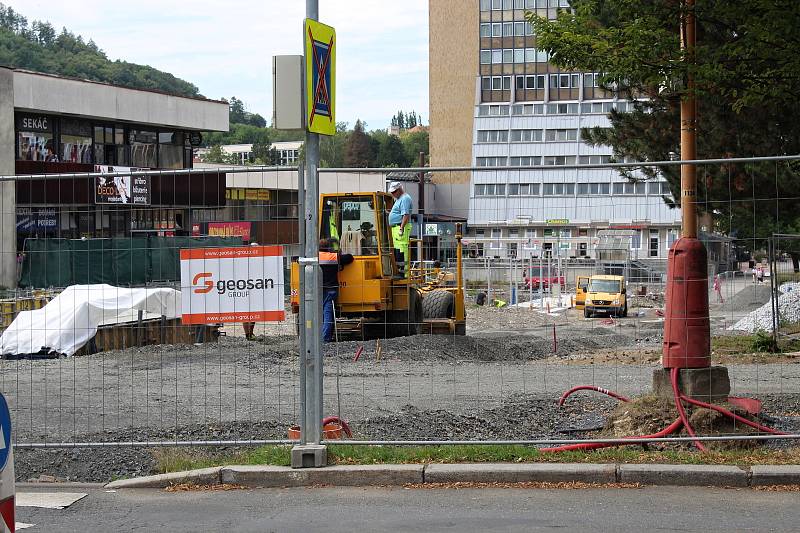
[5,0,429,130]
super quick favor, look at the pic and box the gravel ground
[7,284,800,483]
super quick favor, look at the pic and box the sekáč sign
[180,246,285,325]
[94,166,151,205]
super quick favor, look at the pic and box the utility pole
[680,0,697,239]
[292,0,325,468]
[417,151,425,264]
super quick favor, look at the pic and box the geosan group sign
[180,246,285,325]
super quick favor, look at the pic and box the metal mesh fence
[0,156,799,451]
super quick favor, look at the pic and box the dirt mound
[603,394,771,450]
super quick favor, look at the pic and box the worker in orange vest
[319,238,354,342]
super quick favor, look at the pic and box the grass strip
[153,444,800,474]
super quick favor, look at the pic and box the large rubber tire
[422,290,455,319]
[389,288,423,337]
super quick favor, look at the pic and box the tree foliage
[344,120,374,168]
[390,110,424,130]
[528,0,800,257]
[0,3,200,97]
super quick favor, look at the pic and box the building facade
[429,0,681,261]
[0,67,230,287]
[195,141,303,167]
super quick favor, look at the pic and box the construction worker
[388,181,412,276]
[326,200,340,250]
[319,238,354,342]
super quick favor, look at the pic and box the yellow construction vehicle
[290,191,466,338]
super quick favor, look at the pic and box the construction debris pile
[732,283,800,333]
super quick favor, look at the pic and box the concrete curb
[425,463,615,484]
[103,463,800,490]
[617,464,749,487]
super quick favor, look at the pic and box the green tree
[528,0,800,267]
[200,145,238,165]
[373,130,409,167]
[400,129,429,166]
[344,120,375,168]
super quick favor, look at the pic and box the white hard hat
[388,181,402,193]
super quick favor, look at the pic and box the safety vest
[319,251,338,265]
[329,213,339,249]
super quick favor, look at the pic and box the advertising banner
[16,208,57,233]
[94,166,151,205]
[180,246,285,325]
[208,222,252,241]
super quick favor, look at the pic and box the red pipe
[671,368,707,452]
[679,394,786,436]
[541,417,683,453]
[558,386,631,406]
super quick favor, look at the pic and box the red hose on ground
[540,417,683,453]
[671,368,707,452]
[322,416,353,438]
[679,394,786,436]
[558,386,631,406]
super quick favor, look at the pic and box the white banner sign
[180,246,285,325]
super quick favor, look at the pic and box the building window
[543,155,577,166]
[631,231,642,249]
[492,50,502,64]
[545,129,578,142]
[480,50,491,64]
[130,129,157,168]
[158,131,184,169]
[16,113,55,161]
[543,183,575,195]
[94,124,127,166]
[509,156,542,166]
[510,129,543,142]
[492,23,502,37]
[503,49,513,63]
[577,183,610,195]
[477,130,509,143]
[480,24,491,37]
[476,157,507,167]
[514,49,525,63]
[61,119,93,164]
[578,155,612,165]
[514,22,526,36]
[503,22,513,37]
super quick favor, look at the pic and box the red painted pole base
[662,238,711,369]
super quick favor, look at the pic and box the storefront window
[16,114,55,161]
[158,131,184,169]
[130,130,157,168]
[61,119,93,163]
[94,124,127,166]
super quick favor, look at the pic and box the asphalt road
[16,485,800,532]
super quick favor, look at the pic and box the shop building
[0,67,229,287]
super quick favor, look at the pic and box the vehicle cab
[584,275,627,318]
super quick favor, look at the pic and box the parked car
[523,265,566,290]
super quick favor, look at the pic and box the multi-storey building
[429,0,681,260]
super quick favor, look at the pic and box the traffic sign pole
[292,0,325,468]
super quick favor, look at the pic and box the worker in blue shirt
[388,181,413,276]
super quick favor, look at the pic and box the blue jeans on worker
[322,289,338,342]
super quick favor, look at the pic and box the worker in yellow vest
[388,181,412,277]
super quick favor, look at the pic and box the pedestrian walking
[757,266,765,283]
[713,274,724,303]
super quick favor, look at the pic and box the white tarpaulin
[0,285,181,357]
